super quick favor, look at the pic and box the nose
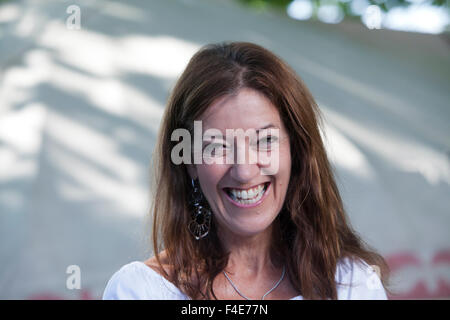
[229,142,261,183]
[229,163,260,184]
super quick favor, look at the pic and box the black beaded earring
[188,178,212,240]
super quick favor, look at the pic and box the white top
[102,257,387,300]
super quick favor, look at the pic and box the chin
[227,217,276,238]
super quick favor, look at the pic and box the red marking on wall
[386,252,421,273]
[432,249,450,265]
[386,249,450,300]
[28,289,97,300]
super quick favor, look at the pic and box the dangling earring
[188,178,212,240]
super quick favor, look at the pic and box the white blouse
[102,257,387,300]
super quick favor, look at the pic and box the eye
[206,143,229,157]
[258,135,278,149]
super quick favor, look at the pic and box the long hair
[150,41,391,299]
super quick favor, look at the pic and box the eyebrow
[256,124,278,133]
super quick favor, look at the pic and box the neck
[218,225,279,276]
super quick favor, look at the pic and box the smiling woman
[103,42,391,300]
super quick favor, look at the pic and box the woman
[103,42,390,300]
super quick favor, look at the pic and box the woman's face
[189,88,291,238]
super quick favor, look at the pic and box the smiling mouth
[223,182,270,206]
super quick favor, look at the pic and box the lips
[223,182,270,207]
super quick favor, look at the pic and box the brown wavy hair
[150,41,391,299]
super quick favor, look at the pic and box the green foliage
[237,0,293,10]
[237,0,449,12]
[236,0,449,33]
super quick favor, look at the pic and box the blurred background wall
[0,0,449,299]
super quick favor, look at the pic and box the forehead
[199,88,281,132]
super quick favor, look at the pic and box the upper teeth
[230,184,264,200]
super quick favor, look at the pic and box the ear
[186,164,198,181]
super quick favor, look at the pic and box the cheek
[282,149,292,175]
[196,164,227,197]
[276,146,292,192]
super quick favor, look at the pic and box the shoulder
[144,251,172,277]
[335,257,388,300]
[102,260,188,300]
